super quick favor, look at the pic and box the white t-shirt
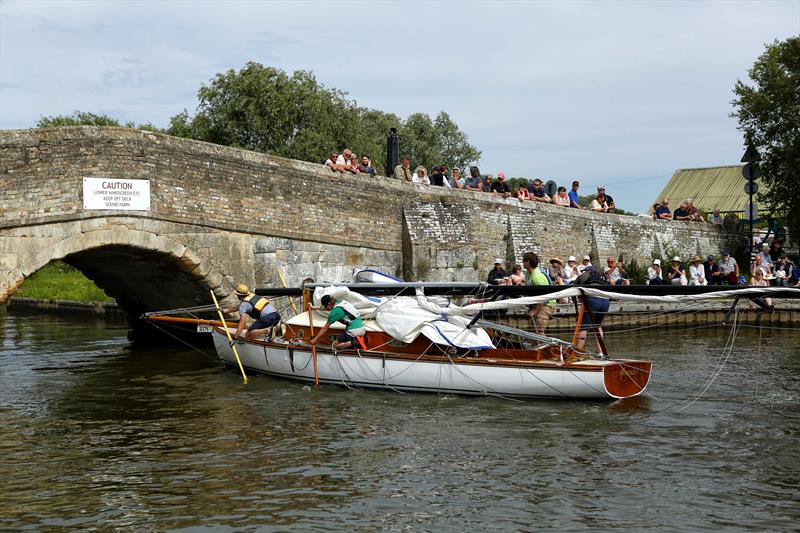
[605,266,623,283]
[689,264,706,284]
[563,264,579,282]
[336,155,347,166]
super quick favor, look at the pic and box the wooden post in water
[210,290,248,385]
[307,303,320,387]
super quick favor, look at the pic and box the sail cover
[310,286,494,350]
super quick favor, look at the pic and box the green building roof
[651,165,751,214]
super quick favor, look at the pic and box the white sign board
[83,177,150,211]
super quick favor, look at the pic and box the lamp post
[741,144,761,267]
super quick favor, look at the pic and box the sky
[1,0,798,213]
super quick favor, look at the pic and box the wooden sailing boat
[143,278,799,401]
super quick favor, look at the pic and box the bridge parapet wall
[1,127,741,309]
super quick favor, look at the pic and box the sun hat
[672,256,681,262]
[550,257,563,265]
[652,259,661,265]
[234,284,249,297]
[568,256,576,262]
[583,255,591,261]
[693,255,702,262]
[494,258,503,264]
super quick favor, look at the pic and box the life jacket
[243,293,270,319]
[335,300,361,327]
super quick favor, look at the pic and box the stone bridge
[1,127,739,328]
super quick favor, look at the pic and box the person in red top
[515,185,530,200]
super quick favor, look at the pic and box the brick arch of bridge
[3,225,235,321]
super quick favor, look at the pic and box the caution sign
[82,177,150,211]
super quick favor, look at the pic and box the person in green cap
[522,251,557,334]
[310,295,368,350]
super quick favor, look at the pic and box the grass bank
[15,261,114,303]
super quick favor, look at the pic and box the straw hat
[549,257,563,265]
[234,284,250,297]
[692,255,702,262]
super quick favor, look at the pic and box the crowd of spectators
[489,246,798,291]
[324,149,377,175]
[323,152,626,213]
[652,197,726,225]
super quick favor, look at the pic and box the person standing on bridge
[223,284,281,342]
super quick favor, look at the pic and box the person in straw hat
[688,255,708,286]
[223,284,281,342]
[548,257,566,285]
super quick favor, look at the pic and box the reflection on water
[1,306,799,530]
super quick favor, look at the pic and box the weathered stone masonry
[1,126,739,321]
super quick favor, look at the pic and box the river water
[1,306,799,531]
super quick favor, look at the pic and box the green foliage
[620,259,647,285]
[37,111,121,128]
[37,111,163,132]
[168,62,480,175]
[16,261,113,302]
[731,37,800,239]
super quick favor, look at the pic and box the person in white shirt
[688,256,708,286]
[647,259,665,285]
[563,256,579,284]
[757,245,773,269]
[336,148,352,168]
[412,166,430,185]
[604,257,630,286]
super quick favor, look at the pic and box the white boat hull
[212,331,643,400]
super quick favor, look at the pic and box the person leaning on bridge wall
[465,166,482,191]
[393,157,412,181]
[358,155,376,175]
[707,208,723,225]
[655,199,672,220]
[568,181,581,208]
[490,173,512,197]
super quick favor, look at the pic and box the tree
[731,37,800,238]
[169,62,480,175]
[37,111,162,132]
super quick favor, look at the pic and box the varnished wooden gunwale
[216,325,610,372]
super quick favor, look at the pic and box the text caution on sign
[83,177,150,211]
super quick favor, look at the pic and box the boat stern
[603,360,652,399]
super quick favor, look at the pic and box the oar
[307,303,320,387]
[276,267,298,315]
[210,290,248,385]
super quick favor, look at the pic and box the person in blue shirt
[224,284,281,342]
[655,199,672,220]
[568,180,581,208]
